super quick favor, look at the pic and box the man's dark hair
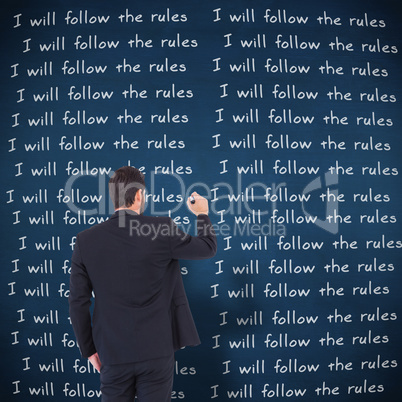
[109,166,146,209]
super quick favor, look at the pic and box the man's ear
[136,189,143,203]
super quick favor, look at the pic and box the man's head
[108,166,146,213]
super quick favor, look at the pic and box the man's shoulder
[75,212,117,235]
[75,214,174,237]
[74,220,106,239]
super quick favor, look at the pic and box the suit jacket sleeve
[169,214,217,260]
[68,234,97,359]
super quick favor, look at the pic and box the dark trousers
[100,354,174,402]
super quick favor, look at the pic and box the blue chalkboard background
[1,0,401,400]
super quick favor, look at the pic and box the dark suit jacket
[68,210,217,365]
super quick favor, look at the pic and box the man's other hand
[88,352,102,373]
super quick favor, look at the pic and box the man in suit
[68,166,217,401]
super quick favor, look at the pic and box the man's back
[69,209,217,365]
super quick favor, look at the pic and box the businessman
[68,166,217,401]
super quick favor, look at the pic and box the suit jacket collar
[109,209,140,220]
